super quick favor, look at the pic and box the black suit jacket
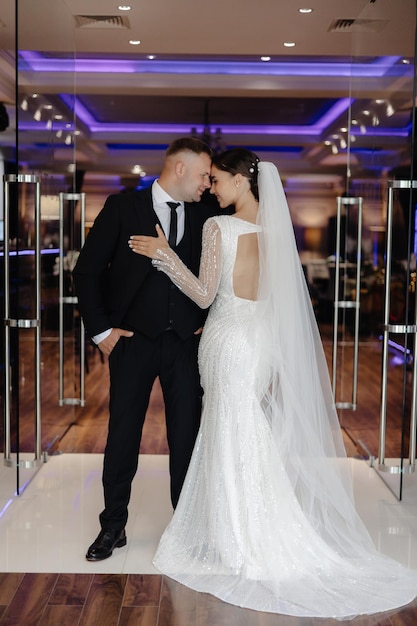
[73,186,219,339]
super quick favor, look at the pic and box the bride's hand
[129,224,169,259]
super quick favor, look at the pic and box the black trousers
[99,330,202,531]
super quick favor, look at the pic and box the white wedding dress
[151,204,417,618]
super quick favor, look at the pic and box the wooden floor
[1,571,417,626]
[1,325,417,625]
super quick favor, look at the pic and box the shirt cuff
[92,328,112,345]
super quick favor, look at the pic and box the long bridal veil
[255,162,370,554]
[255,163,417,579]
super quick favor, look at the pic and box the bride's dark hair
[212,148,260,201]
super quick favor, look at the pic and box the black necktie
[167,202,180,247]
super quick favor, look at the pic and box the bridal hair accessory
[248,158,260,174]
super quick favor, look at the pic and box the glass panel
[335,0,417,499]
[0,0,80,499]
[1,0,415,506]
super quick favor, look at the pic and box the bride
[128,148,417,619]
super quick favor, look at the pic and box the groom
[73,137,217,561]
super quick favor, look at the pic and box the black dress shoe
[86,528,127,561]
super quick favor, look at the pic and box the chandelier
[191,100,226,154]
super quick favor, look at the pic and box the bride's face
[209,166,237,208]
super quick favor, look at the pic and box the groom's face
[178,152,212,203]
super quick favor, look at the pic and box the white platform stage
[1,454,417,574]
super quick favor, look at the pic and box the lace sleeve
[152,218,222,309]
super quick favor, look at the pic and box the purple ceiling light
[53,94,352,137]
[18,96,409,139]
[19,51,406,79]
[17,53,412,140]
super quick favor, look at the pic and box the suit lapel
[132,187,161,234]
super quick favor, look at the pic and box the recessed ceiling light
[283,42,296,47]
[129,40,141,45]
[118,5,131,10]
[147,55,155,60]
[402,58,410,64]
[299,8,313,13]
[261,56,271,61]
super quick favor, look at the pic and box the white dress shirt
[93,180,184,345]
[152,179,185,244]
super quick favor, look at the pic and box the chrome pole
[352,197,363,408]
[3,174,43,469]
[332,198,342,397]
[409,288,417,466]
[4,176,11,462]
[332,196,362,410]
[34,178,42,460]
[58,192,86,407]
[378,184,394,469]
[378,180,417,474]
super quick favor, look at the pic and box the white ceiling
[2,0,413,57]
[0,0,415,187]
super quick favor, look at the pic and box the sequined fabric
[152,215,417,618]
[152,216,222,309]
